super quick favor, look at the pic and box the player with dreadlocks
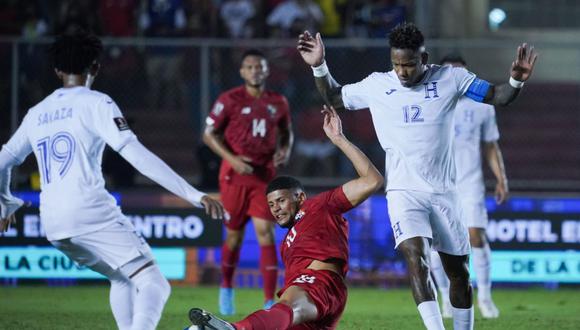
[0,31,224,330]
[297,23,537,329]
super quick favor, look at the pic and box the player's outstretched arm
[321,106,383,207]
[0,151,24,232]
[484,43,538,106]
[202,124,254,175]
[118,139,225,219]
[484,141,509,204]
[297,31,345,111]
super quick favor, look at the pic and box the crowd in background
[0,0,408,40]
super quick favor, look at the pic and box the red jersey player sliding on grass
[187,105,384,330]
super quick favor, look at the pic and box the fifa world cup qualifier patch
[114,117,130,131]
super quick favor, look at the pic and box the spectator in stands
[139,0,188,110]
[220,0,257,38]
[55,0,101,35]
[317,0,347,37]
[99,0,138,37]
[267,0,324,37]
[345,0,405,38]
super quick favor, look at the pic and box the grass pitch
[1,285,578,329]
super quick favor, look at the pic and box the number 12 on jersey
[36,132,76,184]
[403,105,424,123]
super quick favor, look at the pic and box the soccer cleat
[478,299,500,318]
[219,287,235,315]
[189,308,236,330]
[441,299,452,319]
[263,299,275,310]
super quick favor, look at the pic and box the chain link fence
[2,37,580,192]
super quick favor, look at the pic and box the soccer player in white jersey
[0,32,224,330]
[297,22,537,330]
[430,54,508,319]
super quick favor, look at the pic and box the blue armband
[465,78,491,102]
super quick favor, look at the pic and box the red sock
[221,244,240,288]
[259,245,278,301]
[234,303,293,330]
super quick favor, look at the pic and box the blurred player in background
[0,31,224,330]
[430,54,508,319]
[298,22,537,330]
[203,49,293,315]
[188,105,383,330]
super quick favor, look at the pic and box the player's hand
[322,105,344,142]
[495,181,509,205]
[230,155,254,175]
[0,196,24,232]
[201,195,225,220]
[510,43,538,82]
[297,31,325,67]
[273,148,290,168]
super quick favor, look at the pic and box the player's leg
[219,183,251,315]
[248,183,279,309]
[469,227,499,318]
[430,249,451,318]
[387,191,444,330]
[399,237,445,330]
[51,238,135,330]
[431,191,473,330]
[252,217,278,308]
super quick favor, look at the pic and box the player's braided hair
[49,31,103,75]
[266,176,304,195]
[389,22,425,51]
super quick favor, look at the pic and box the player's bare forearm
[314,75,345,111]
[333,136,383,207]
[278,124,294,151]
[484,141,508,186]
[202,127,237,163]
[484,83,521,107]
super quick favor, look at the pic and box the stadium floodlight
[489,8,507,31]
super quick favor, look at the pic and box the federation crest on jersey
[267,104,277,118]
[294,210,305,222]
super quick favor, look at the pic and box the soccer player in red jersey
[188,105,384,330]
[203,49,294,314]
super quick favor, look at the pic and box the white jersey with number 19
[341,64,476,193]
[2,86,136,241]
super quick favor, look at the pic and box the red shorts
[279,269,347,330]
[219,180,274,230]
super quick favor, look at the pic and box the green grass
[1,286,579,329]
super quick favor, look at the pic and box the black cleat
[189,308,236,330]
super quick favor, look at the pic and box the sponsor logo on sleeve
[114,117,130,131]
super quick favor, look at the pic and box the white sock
[451,306,474,330]
[472,245,492,301]
[109,272,135,330]
[130,265,171,330]
[417,301,445,330]
[430,250,450,303]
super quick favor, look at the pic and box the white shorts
[387,190,470,256]
[51,219,154,278]
[459,198,488,229]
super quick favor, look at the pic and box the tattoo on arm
[314,75,345,111]
[484,83,521,106]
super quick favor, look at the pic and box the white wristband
[312,61,329,77]
[509,76,525,88]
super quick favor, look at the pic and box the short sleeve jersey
[454,97,499,200]
[2,86,136,241]
[280,187,354,280]
[341,65,476,193]
[206,86,291,184]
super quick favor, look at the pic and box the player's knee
[447,263,470,284]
